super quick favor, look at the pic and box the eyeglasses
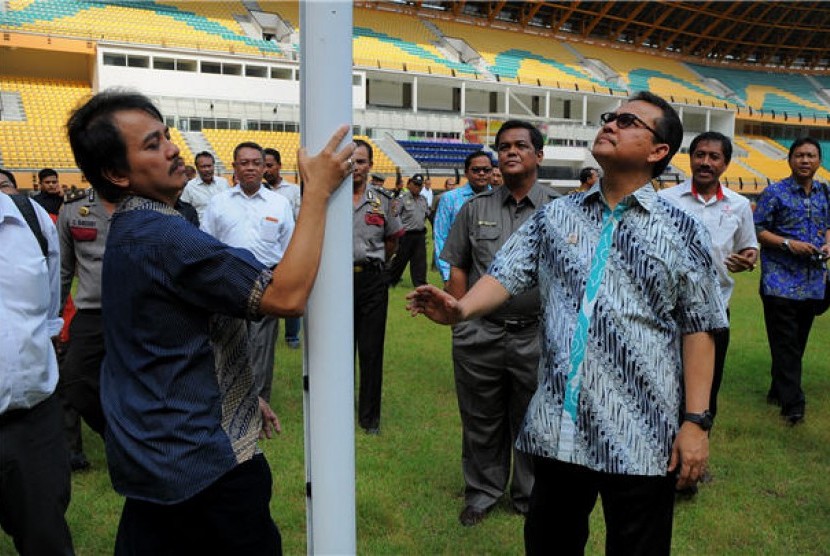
[469,167,493,174]
[599,112,666,144]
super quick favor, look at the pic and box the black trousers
[58,310,106,436]
[525,457,675,556]
[709,309,730,419]
[353,265,388,430]
[0,395,75,556]
[115,454,281,556]
[761,295,816,414]
[385,230,427,287]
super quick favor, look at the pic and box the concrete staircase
[183,131,228,175]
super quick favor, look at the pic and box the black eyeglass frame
[468,166,493,174]
[600,112,667,144]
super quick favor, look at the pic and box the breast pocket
[259,218,281,243]
[473,225,501,264]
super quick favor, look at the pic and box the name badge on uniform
[477,220,497,227]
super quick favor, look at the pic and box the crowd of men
[0,88,828,555]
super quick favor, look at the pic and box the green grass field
[3,261,828,555]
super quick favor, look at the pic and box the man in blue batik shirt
[432,151,493,281]
[409,92,727,555]
[754,136,830,425]
[67,91,354,556]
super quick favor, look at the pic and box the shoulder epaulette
[64,187,88,203]
[372,186,395,199]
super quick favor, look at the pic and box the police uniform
[385,189,429,287]
[57,189,111,437]
[441,182,558,514]
[353,186,403,432]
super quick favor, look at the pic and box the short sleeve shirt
[398,190,429,232]
[100,196,272,504]
[489,184,728,476]
[353,187,403,264]
[659,181,758,307]
[754,177,830,300]
[441,183,558,320]
[57,194,111,310]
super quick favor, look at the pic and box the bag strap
[10,194,49,258]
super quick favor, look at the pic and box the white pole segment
[300,2,356,554]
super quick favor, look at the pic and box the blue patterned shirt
[754,177,830,300]
[101,196,272,504]
[433,183,490,281]
[489,184,727,476]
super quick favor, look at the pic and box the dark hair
[628,91,683,178]
[788,136,822,160]
[67,90,164,202]
[38,168,58,182]
[233,141,264,161]
[494,120,544,152]
[579,167,598,184]
[263,148,282,165]
[354,139,373,162]
[194,151,215,164]
[689,132,733,165]
[464,150,494,171]
[0,168,17,188]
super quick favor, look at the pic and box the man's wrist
[683,410,714,431]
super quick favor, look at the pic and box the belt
[405,229,426,235]
[483,316,539,332]
[76,308,102,315]
[354,260,383,273]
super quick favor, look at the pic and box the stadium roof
[391,1,830,70]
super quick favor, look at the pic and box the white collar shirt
[420,186,434,208]
[659,180,758,307]
[0,193,63,413]
[271,179,301,222]
[181,175,230,220]
[201,184,294,268]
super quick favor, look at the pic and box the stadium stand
[353,8,477,76]
[200,130,397,174]
[690,64,830,120]
[431,19,618,92]
[396,140,484,168]
[571,43,730,108]
[0,75,91,169]
[1,0,285,57]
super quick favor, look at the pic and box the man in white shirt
[181,151,230,221]
[264,148,303,349]
[0,192,74,555]
[202,143,294,402]
[659,131,757,444]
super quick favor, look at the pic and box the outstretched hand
[297,125,355,201]
[405,284,462,325]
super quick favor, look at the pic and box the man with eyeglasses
[433,151,494,283]
[439,122,558,526]
[409,92,726,552]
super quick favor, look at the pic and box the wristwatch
[683,410,714,431]
[781,239,791,252]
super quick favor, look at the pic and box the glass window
[222,63,242,76]
[271,67,292,80]
[127,55,149,68]
[103,53,126,66]
[154,57,176,71]
[177,59,197,72]
[246,65,267,78]
[202,61,221,74]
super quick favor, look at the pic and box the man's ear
[101,167,130,190]
[647,143,670,165]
